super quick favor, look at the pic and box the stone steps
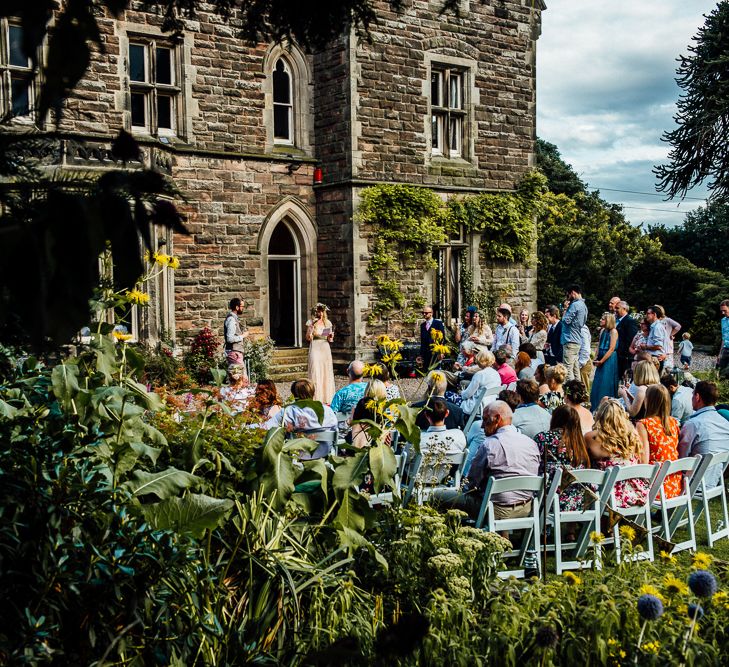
[267,347,309,381]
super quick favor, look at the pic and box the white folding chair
[609,463,663,563]
[403,447,468,506]
[652,456,703,554]
[548,466,619,574]
[695,452,729,547]
[462,386,488,434]
[297,429,338,460]
[475,475,544,578]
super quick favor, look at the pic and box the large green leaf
[302,458,329,501]
[332,451,368,497]
[337,527,389,571]
[369,443,397,494]
[335,488,367,533]
[51,362,80,411]
[141,494,233,538]
[124,378,163,411]
[129,442,162,464]
[260,427,295,509]
[210,368,227,387]
[291,399,324,425]
[123,468,198,499]
[0,399,19,419]
[394,403,422,451]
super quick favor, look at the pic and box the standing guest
[563,380,594,434]
[540,363,567,413]
[513,378,551,438]
[543,305,563,366]
[579,323,593,393]
[619,359,661,420]
[245,379,283,422]
[305,303,335,403]
[331,360,367,414]
[534,405,591,511]
[413,371,465,431]
[640,306,669,371]
[637,385,682,499]
[466,310,494,352]
[629,320,651,370]
[263,379,338,431]
[615,300,639,381]
[678,381,729,487]
[585,400,649,508]
[560,284,588,382]
[655,305,681,370]
[515,351,535,380]
[494,348,518,386]
[660,374,694,424]
[719,300,729,375]
[518,307,532,341]
[223,297,249,373]
[454,306,475,348]
[460,350,501,418]
[418,305,446,370]
[607,296,621,314]
[414,398,467,485]
[498,302,518,326]
[528,311,549,361]
[590,312,620,409]
[493,307,520,358]
[678,332,694,369]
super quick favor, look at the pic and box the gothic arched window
[272,58,293,144]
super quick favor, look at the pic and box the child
[678,332,693,368]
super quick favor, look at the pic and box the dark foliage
[535,139,586,197]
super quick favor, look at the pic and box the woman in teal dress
[590,313,619,410]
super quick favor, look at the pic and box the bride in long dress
[305,303,335,404]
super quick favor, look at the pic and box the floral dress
[639,416,681,499]
[534,430,588,511]
[594,455,649,508]
[540,390,564,414]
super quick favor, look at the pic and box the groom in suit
[419,305,446,370]
[615,300,639,380]
[543,304,563,366]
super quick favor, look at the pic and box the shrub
[245,336,275,381]
[184,326,221,384]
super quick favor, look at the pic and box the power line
[620,206,687,215]
[592,186,706,201]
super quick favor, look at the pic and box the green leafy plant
[244,336,276,381]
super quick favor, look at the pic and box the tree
[535,139,586,198]
[654,2,729,202]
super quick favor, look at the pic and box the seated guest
[218,364,253,414]
[498,389,521,413]
[411,398,467,485]
[618,359,660,420]
[515,351,534,380]
[660,374,693,424]
[540,363,567,413]
[372,362,400,400]
[454,341,479,380]
[245,379,282,422]
[460,349,501,418]
[437,401,540,519]
[585,400,648,508]
[534,405,591,511]
[678,381,729,487]
[637,384,681,499]
[494,348,518,386]
[513,378,551,438]
[413,371,465,431]
[350,379,390,448]
[331,360,367,414]
[563,379,594,434]
[263,379,337,431]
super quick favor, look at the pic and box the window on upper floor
[127,39,180,136]
[0,20,35,120]
[272,57,294,144]
[430,66,466,159]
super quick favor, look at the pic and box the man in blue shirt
[718,300,729,377]
[560,285,588,382]
[678,381,729,487]
[330,360,366,414]
[642,305,668,371]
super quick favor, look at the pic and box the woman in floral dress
[534,405,591,511]
[586,400,649,508]
[637,384,682,499]
[539,363,566,413]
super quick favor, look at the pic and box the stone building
[3,1,544,366]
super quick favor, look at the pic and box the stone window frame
[263,43,313,155]
[0,18,40,124]
[424,53,477,165]
[118,24,192,141]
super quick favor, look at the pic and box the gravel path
[274,351,720,402]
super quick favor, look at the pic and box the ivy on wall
[357,170,546,323]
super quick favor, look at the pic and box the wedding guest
[512,378,551,438]
[590,312,619,409]
[245,379,282,422]
[528,311,549,361]
[563,379,594,434]
[263,379,337,431]
[540,363,566,413]
[466,310,494,352]
[618,359,660,420]
[305,303,335,403]
[494,348,518,386]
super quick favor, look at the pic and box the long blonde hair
[633,360,660,387]
[468,311,488,337]
[643,384,676,437]
[593,400,641,460]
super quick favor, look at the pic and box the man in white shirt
[578,324,593,393]
[493,307,520,359]
[642,305,668,371]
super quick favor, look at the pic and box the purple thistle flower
[687,603,704,620]
[637,594,664,621]
[688,570,718,598]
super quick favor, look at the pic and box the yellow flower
[153,251,170,266]
[126,288,150,305]
[589,531,604,545]
[362,363,379,377]
[113,330,133,342]
[641,641,660,654]
[607,639,618,647]
[619,524,636,542]
[430,329,444,343]
[167,255,180,270]
[639,584,665,603]
[376,334,392,346]
[563,571,582,586]
[659,550,676,563]
[692,552,713,569]
[618,650,626,659]
[430,343,450,355]
[715,591,728,603]
[663,575,689,596]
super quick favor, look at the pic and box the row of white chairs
[383,449,729,578]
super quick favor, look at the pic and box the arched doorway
[268,220,301,347]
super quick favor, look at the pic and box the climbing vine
[357,170,546,324]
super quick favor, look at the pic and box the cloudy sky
[537,0,718,228]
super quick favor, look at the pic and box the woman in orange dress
[636,384,682,499]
